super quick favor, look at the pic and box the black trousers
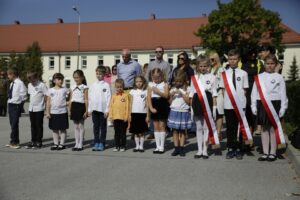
[8,103,22,144]
[29,111,44,143]
[92,111,107,144]
[224,109,243,150]
[113,120,127,148]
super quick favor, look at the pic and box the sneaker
[5,144,11,147]
[92,143,99,151]
[98,143,104,151]
[10,144,21,149]
[226,150,235,159]
[120,148,126,152]
[235,150,243,160]
[113,147,119,152]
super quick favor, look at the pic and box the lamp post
[72,6,80,69]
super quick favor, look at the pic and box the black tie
[8,81,14,99]
[232,69,236,89]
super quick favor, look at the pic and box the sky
[0,0,299,33]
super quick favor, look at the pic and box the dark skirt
[70,102,86,121]
[150,97,170,120]
[257,100,281,127]
[49,113,69,131]
[192,92,213,117]
[129,113,148,134]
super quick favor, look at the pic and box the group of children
[5,49,288,162]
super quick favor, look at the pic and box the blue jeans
[92,111,107,144]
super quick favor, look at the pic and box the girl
[109,79,130,152]
[251,54,288,162]
[69,70,88,151]
[147,68,169,154]
[46,73,69,150]
[129,76,149,152]
[190,55,217,159]
[167,71,192,157]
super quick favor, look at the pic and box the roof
[0,17,300,53]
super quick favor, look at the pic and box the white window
[49,57,55,69]
[167,54,173,65]
[115,55,121,65]
[81,56,87,69]
[132,54,138,62]
[98,55,104,66]
[65,56,71,69]
[65,78,71,89]
[149,54,155,62]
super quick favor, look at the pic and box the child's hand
[127,121,130,130]
[46,113,51,119]
[83,112,88,119]
[145,116,149,124]
[150,108,157,113]
[104,112,109,118]
[152,86,160,94]
[88,112,92,117]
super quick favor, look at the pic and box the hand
[104,112,109,118]
[127,121,130,130]
[145,116,150,124]
[252,108,257,115]
[46,113,51,119]
[279,109,285,118]
[152,86,160,94]
[83,112,88,119]
[150,108,157,113]
[88,112,92,117]
[213,106,217,121]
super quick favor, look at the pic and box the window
[149,54,155,62]
[115,55,121,65]
[65,79,71,89]
[167,54,173,65]
[65,56,71,69]
[98,55,104,66]
[132,54,138,62]
[49,57,55,69]
[81,56,87,69]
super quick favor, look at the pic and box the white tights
[195,117,208,156]
[261,127,277,155]
[53,130,67,145]
[74,120,85,148]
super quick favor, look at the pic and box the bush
[285,80,300,133]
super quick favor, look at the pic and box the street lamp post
[72,6,80,69]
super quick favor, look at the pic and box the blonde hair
[209,52,221,67]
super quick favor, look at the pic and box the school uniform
[210,66,225,116]
[28,81,48,144]
[129,89,148,134]
[7,78,27,145]
[219,67,249,150]
[88,80,111,145]
[47,87,69,130]
[70,84,88,122]
[149,81,170,120]
[167,87,192,130]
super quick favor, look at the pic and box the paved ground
[0,110,299,200]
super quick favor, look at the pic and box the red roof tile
[0,17,299,53]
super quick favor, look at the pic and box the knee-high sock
[196,119,203,155]
[78,121,84,148]
[140,136,144,149]
[74,123,80,147]
[261,128,270,155]
[203,121,209,156]
[134,135,139,149]
[59,131,66,145]
[52,131,59,145]
[160,132,166,151]
[269,127,277,155]
[154,132,160,149]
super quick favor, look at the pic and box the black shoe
[258,154,268,161]
[153,149,160,154]
[171,147,180,156]
[158,150,165,154]
[139,149,144,153]
[179,147,186,157]
[202,155,209,159]
[57,145,66,150]
[77,147,83,151]
[194,154,202,159]
[50,145,58,150]
[267,154,277,162]
[72,147,78,151]
[235,150,243,160]
[133,148,139,152]
[226,150,235,159]
[25,142,36,149]
[36,143,43,148]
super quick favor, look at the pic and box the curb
[286,136,300,177]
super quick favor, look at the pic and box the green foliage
[0,57,9,71]
[195,0,286,56]
[25,41,43,81]
[287,56,299,82]
[285,80,300,128]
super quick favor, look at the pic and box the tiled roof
[0,17,299,53]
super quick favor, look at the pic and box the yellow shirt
[109,92,130,121]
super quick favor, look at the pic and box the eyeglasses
[155,51,163,53]
[112,68,117,71]
[178,57,185,60]
[210,58,215,62]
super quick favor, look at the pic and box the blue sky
[0,0,299,33]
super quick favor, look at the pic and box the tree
[287,56,299,82]
[195,0,286,57]
[25,41,43,80]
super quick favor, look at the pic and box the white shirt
[7,78,27,104]
[170,87,190,112]
[189,73,218,98]
[47,87,69,114]
[88,80,111,113]
[130,89,147,113]
[70,84,88,103]
[251,72,288,112]
[28,81,48,112]
[148,81,167,98]
[219,67,249,109]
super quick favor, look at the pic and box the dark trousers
[224,109,243,150]
[29,111,44,143]
[92,111,107,144]
[0,95,7,116]
[113,120,127,148]
[8,103,22,144]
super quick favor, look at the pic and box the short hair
[264,54,278,64]
[155,46,164,51]
[228,49,240,58]
[133,75,147,90]
[27,71,38,81]
[7,67,19,77]
[115,78,125,88]
[96,66,106,74]
[196,54,210,66]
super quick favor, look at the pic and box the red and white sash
[254,75,285,147]
[221,71,253,144]
[191,75,220,148]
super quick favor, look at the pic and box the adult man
[146,46,171,81]
[0,70,8,116]
[117,49,142,90]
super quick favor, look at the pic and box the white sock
[140,136,144,150]
[270,127,277,155]
[160,132,166,151]
[134,135,139,149]
[52,132,59,145]
[261,129,270,155]
[196,119,203,155]
[78,121,84,148]
[154,132,160,149]
[203,123,209,156]
[74,123,80,148]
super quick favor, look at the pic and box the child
[219,49,249,160]
[88,66,111,151]
[168,71,192,157]
[46,73,69,150]
[26,72,48,149]
[251,54,288,162]
[6,67,27,149]
[129,76,149,152]
[69,70,88,151]
[190,55,217,159]
[109,79,130,152]
[147,68,169,154]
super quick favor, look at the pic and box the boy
[219,49,249,160]
[88,66,111,151]
[6,67,27,149]
[26,72,48,149]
